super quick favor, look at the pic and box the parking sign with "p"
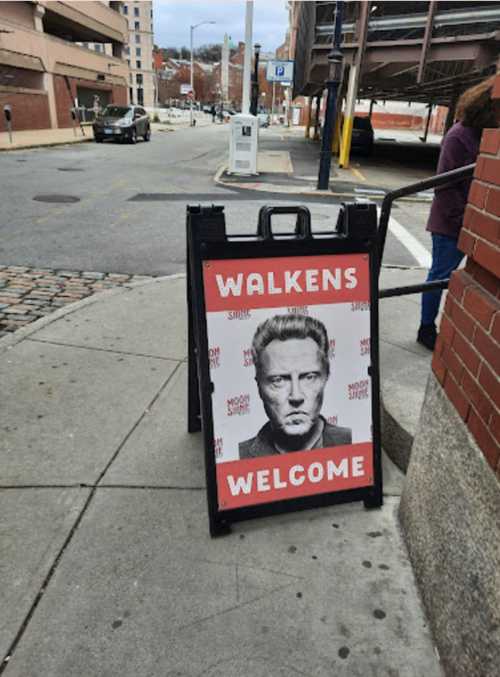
[266,60,294,83]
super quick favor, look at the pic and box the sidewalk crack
[27,337,180,361]
[95,361,184,486]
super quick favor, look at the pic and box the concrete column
[44,72,58,129]
[304,96,312,138]
[313,94,321,141]
[33,4,45,31]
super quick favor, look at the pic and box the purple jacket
[427,122,481,238]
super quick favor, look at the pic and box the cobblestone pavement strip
[0,265,155,338]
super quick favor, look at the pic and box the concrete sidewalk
[0,270,442,676]
[0,126,94,151]
[217,126,439,202]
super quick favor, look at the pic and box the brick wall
[0,89,50,131]
[432,74,500,478]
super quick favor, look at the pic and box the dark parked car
[351,116,374,155]
[93,105,151,143]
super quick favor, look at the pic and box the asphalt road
[0,124,432,276]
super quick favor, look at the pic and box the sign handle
[257,205,312,240]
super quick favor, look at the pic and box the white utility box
[229,113,258,175]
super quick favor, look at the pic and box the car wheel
[129,127,137,144]
[144,126,151,142]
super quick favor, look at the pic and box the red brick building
[0,1,129,131]
[432,76,500,471]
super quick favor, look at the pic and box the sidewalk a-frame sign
[187,204,383,536]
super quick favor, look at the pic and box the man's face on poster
[257,337,329,440]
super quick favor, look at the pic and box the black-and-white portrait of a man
[239,314,352,459]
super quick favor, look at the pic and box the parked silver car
[93,105,151,144]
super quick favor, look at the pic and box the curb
[0,273,186,355]
[214,169,433,203]
[0,136,93,153]
[381,400,412,473]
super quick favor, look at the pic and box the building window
[127,59,130,67]
[137,88,144,105]
[135,34,140,43]
[136,60,141,69]
[134,21,140,30]
[129,87,134,103]
[129,73,133,83]
[125,46,130,55]
[94,44,102,52]
[134,6,139,17]
[136,73,143,85]
[136,47,141,56]
[150,8,153,18]
[123,4,128,14]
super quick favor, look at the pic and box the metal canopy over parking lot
[294,1,500,106]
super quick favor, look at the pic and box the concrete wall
[0,1,35,29]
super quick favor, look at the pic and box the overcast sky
[153,0,289,53]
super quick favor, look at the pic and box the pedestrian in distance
[210,104,216,123]
[417,76,500,351]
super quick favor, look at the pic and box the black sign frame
[187,204,383,537]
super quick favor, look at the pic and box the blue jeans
[421,233,464,326]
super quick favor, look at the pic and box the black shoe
[417,323,437,351]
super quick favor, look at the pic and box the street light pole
[190,20,216,127]
[189,25,194,127]
[317,0,344,190]
[250,42,261,116]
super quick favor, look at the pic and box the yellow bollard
[338,115,354,168]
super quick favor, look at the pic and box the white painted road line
[386,213,432,268]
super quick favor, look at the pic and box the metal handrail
[378,162,475,298]
[378,163,475,271]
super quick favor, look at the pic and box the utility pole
[271,80,276,124]
[317,0,343,190]
[221,33,229,105]
[242,0,253,115]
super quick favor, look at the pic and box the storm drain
[33,194,81,203]
[57,167,85,172]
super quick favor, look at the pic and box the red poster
[204,254,373,511]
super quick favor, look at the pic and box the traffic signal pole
[317,0,343,190]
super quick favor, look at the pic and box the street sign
[180,83,193,95]
[187,203,383,536]
[266,60,294,83]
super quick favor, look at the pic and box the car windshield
[103,106,132,118]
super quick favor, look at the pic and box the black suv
[93,105,151,144]
[351,116,374,155]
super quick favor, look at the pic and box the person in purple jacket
[417,76,499,350]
